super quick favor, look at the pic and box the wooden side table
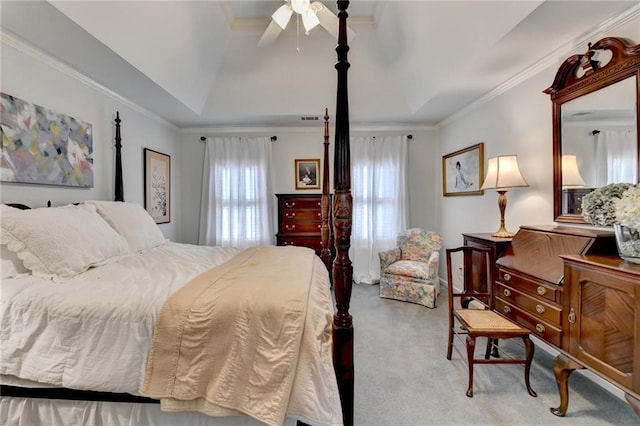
[462,233,512,295]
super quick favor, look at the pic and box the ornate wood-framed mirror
[544,37,640,224]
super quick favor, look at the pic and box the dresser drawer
[282,209,322,221]
[495,297,562,347]
[495,282,562,325]
[280,198,322,210]
[497,268,559,303]
[276,235,322,252]
[280,220,323,233]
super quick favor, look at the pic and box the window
[350,135,408,283]
[199,137,273,248]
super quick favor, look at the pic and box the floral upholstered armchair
[379,228,443,308]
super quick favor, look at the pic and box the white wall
[0,35,182,241]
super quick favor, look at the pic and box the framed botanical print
[295,158,320,190]
[442,142,484,196]
[144,148,170,223]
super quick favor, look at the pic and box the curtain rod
[200,136,277,142]
[372,134,413,139]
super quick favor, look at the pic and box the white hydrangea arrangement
[581,183,632,226]
[614,184,640,230]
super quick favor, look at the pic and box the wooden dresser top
[496,225,616,285]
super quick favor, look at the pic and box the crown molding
[180,122,435,136]
[440,4,640,127]
[1,29,177,131]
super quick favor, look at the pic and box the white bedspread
[1,242,342,425]
[0,243,241,393]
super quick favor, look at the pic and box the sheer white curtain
[199,136,274,248]
[593,128,637,185]
[350,135,408,284]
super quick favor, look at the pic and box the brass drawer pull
[536,304,546,314]
[285,212,296,218]
[537,286,547,296]
[503,289,511,297]
[568,308,576,324]
[285,225,296,231]
[503,273,511,281]
[535,324,546,333]
[503,305,511,314]
[285,202,296,208]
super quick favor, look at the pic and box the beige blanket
[139,246,341,426]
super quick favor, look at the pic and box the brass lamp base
[492,226,515,238]
[492,190,515,238]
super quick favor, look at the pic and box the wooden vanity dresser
[488,225,640,417]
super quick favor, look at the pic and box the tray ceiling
[1,1,638,128]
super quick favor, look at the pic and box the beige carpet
[350,282,638,425]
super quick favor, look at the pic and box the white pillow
[1,205,30,279]
[1,245,29,279]
[84,200,167,253]
[1,204,129,282]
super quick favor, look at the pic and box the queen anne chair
[446,245,537,398]
[378,228,442,308]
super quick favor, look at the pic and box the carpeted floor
[350,282,638,425]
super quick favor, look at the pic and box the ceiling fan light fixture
[291,0,311,14]
[272,4,293,30]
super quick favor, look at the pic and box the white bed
[0,202,341,426]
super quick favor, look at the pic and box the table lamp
[561,154,586,188]
[481,155,529,238]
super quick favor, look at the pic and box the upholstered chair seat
[378,228,442,308]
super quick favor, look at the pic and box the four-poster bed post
[332,1,354,424]
[114,111,124,202]
[320,108,333,278]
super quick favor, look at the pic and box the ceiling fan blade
[312,2,355,41]
[271,4,293,30]
[258,20,285,47]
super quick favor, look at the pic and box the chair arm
[426,251,440,278]
[379,248,401,272]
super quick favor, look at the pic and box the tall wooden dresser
[275,193,325,256]
[491,225,640,418]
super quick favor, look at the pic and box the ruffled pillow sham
[1,203,129,282]
[1,244,30,279]
[84,200,167,253]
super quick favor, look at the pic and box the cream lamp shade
[481,155,529,190]
[481,155,529,238]
[561,154,586,188]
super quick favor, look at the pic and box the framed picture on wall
[442,142,484,196]
[295,158,321,190]
[144,148,171,223]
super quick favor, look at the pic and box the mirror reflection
[560,76,638,215]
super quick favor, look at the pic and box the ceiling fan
[258,0,355,47]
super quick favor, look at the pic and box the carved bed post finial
[321,108,333,280]
[333,1,354,425]
[114,111,124,202]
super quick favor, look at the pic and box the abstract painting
[0,93,93,187]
